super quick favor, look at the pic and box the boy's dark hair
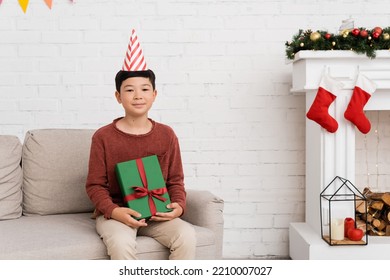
[115,69,156,92]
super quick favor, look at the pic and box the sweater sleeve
[85,133,118,219]
[165,133,187,214]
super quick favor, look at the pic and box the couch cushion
[22,129,96,215]
[0,213,217,260]
[0,135,23,220]
[0,213,108,260]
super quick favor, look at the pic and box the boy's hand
[149,202,183,222]
[111,207,148,228]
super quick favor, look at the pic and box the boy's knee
[174,223,196,246]
[106,233,137,260]
[169,224,196,259]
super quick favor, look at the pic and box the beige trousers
[96,215,196,260]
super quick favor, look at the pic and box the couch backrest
[0,135,23,220]
[22,129,96,216]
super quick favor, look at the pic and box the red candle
[344,217,355,238]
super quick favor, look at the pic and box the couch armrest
[182,189,224,259]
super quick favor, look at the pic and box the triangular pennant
[44,0,53,9]
[122,29,148,71]
[18,0,30,13]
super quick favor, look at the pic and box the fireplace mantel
[289,50,390,260]
[291,50,390,110]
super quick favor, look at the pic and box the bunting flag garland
[0,1,75,12]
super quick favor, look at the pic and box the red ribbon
[124,158,167,216]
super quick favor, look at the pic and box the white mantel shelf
[293,50,390,60]
[290,223,390,260]
[289,50,390,260]
[290,51,390,109]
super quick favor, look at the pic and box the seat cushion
[0,135,23,220]
[0,213,217,260]
[0,213,108,260]
[22,129,96,215]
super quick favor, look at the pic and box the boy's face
[115,76,157,119]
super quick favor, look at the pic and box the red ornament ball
[351,28,360,37]
[324,33,331,39]
[373,26,383,36]
[360,30,368,38]
[373,31,381,39]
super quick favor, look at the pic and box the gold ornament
[383,33,390,40]
[342,30,349,38]
[339,28,352,35]
[332,41,336,46]
[300,42,304,47]
[310,31,321,41]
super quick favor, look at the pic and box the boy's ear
[115,91,122,103]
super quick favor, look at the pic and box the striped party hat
[122,29,147,71]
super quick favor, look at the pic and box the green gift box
[115,155,172,220]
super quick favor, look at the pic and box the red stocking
[344,74,376,134]
[306,74,343,133]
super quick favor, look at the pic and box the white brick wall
[0,0,389,259]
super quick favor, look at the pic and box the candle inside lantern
[331,218,344,240]
[344,217,355,238]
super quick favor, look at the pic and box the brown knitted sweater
[85,118,186,219]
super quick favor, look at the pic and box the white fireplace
[289,50,390,259]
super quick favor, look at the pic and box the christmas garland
[285,27,390,60]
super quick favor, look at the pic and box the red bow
[124,158,167,216]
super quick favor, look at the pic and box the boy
[85,30,196,260]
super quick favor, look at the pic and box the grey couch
[0,129,224,260]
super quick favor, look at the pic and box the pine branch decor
[285,27,390,60]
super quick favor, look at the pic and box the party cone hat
[122,29,147,71]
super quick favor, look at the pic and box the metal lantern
[320,176,368,246]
